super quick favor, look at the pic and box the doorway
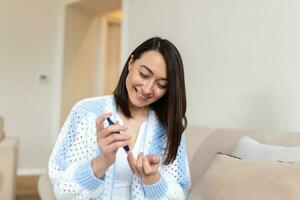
[100,11,122,95]
[60,0,122,125]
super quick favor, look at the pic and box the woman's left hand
[127,152,161,185]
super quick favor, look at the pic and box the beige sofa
[0,116,18,200]
[38,126,300,199]
[187,127,300,200]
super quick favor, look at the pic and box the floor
[16,176,40,200]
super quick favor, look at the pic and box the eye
[139,72,150,79]
[157,82,168,89]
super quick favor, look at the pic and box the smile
[135,88,148,100]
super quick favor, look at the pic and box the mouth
[135,88,148,100]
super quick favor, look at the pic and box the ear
[128,55,134,71]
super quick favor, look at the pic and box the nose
[142,80,155,95]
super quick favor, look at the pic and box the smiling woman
[125,51,168,114]
[48,37,191,200]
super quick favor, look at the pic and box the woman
[49,37,191,200]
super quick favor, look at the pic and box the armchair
[0,116,18,200]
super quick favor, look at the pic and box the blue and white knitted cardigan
[49,95,191,200]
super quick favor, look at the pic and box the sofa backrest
[0,116,5,142]
[189,127,300,184]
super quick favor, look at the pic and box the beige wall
[0,0,60,174]
[122,0,300,132]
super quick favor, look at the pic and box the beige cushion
[189,154,300,200]
[189,128,300,184]
[189,131,242,184]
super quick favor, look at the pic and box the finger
[106,124,127,134]
[100,124,127,139]
[143,156,152,176]
[96,112,112,130]
[147,154,160,165]
[136,153,144,176]
[127,151,138,174]
[127,151,135,172]
[106,140,130,153]
[103,134,131,146]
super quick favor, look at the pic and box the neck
[129,106,149,119]
[118,101,149,120]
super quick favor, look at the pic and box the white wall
[61,6,99,125]
[1,0,299,175]
[0,0,122,174]
[0,0,60,174]
[122,0,300,132]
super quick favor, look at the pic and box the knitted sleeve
[142,134,192,200]
[48,101,104,200]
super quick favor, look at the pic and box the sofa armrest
[189,130,242,184]
[38,171,56,200]
[0,137,18,200]
[185,126,214,164]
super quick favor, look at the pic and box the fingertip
[127,151,136,162]
[148,155,159,163]
[127,151,133,156]
[105,113,112,120]
[104,112,112,117]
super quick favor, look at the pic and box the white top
[111,117,146,200]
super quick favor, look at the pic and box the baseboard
[18,168,47,176]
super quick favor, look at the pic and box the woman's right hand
[92,112,130,177]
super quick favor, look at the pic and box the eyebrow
[140,65,168,81]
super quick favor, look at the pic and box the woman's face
[126,50,168,110]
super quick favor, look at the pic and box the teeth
[137,89,147,99]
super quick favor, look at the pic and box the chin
[132,100,150,109]
[129,96,151,109]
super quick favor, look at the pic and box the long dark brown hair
[113,37,187,164]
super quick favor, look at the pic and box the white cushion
[232,136,300,162]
